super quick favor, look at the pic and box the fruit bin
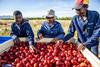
[0,36,14,54]
[0,37,100,67]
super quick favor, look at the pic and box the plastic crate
[0,36,11,44]
[0,36,13,54]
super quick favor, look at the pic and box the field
[0,19,73,37]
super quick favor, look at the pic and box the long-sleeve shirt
[64,10,100,47]
[37,20,65,39]
[10,19,34,45]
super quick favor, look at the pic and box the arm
[84,12,100,46]
[10,23,17,40]
[26,23,34,45]
[37,23,44,39]
[63,19,76,42]
[55,24,65,40]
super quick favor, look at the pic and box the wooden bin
[0,37,100,67]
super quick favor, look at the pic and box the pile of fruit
[0,42,92,67]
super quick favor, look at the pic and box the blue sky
[0,0,100,17]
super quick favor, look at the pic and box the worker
[57,0,100,56]
[37,9,65,41]
[10,10,37,51]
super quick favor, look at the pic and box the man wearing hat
[58,0,100,56]
[37,9,65,40]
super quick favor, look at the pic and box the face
[75,7,86,16]
[46,17,54,23]
[14,15,23,24]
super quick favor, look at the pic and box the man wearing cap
[37,9,65,41]
[58,0,100,56]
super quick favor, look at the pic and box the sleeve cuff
[11,35,17,40]
[29,41,34,45]
[29,41,32,45]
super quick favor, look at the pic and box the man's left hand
[78,43,85,51]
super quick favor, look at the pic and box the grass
[0,19,77,38]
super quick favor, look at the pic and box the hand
[78,43,85,51]
[29,45,39,53]
[67,38,76,44]
[13,38,20,43]
[55,40,64,48]
[57,40,64,44]
[53,38,59,42]
[38,34,43,39]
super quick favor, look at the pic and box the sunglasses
[46,17,54,19]
[75,9,81,11]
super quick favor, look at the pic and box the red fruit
[15,58,20,63]
[20,47,24,51]
[12,62,16,66]
[61,63,65,67]
[87,64,92,67]
[47,56,53,60]
[26,62,31,67]
[34,63,39,67]
[67,50,72,55]
[21,52,25,57]
[28,55,33,59]
[71,59,77,65]
[3,56,8,60]
[73,57,77,60]
[80,62,87,67]
[62,56,66,60]
[73,65,78,67]
[44,64,49,67]
[16,63,21,67]
[15,52,20,56]
[30,60,35,65]
[25,47,28,50]
[78,57,85,63]
[64,60,70,66]
[52,52,56,56]
[0,41,92,67]
[50,59,56,63]
[47,52,52,56]
[54,56,61,61]
[77,54,83,58]
[39,63,43,67]
[60,52,65,57]
[84,60,89,64]
[63,45,67,49]
[72,50,77,56]
[34,54,39,58]
[66,56,71,61]
[41,48,45,51]
[54,48,59,54]
[56,60,62,65]
[26,53,29,57]
[64,51,67,54]
[40,52,45,56]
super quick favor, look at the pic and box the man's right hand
[29,45,39,53]
[78,43,85,51]
[38,34,43,39]
[55,40,64,48]
[13,38,20,43]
